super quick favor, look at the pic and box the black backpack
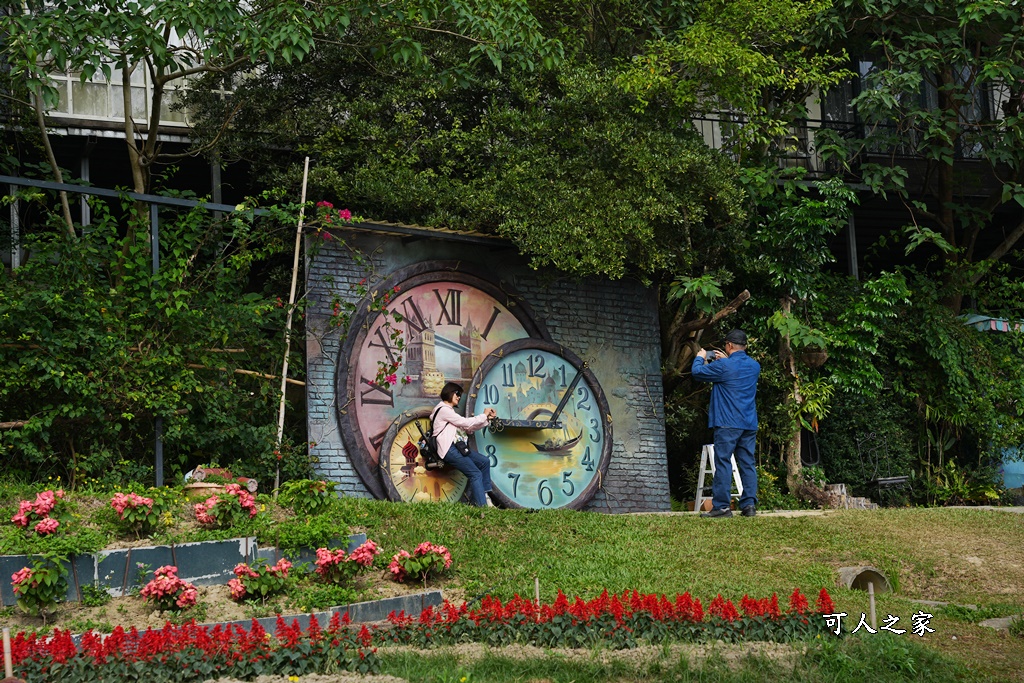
[414,407,446,470]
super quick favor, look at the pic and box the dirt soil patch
[1,570,446,634]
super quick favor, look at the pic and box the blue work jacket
[691,350,761,430]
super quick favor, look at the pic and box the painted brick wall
[305,231,671,513]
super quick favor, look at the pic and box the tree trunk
[779,297,802,492]
[32,89,75,237]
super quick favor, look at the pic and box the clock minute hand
[548,362,588,426]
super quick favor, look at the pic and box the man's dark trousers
[711,427,758,511]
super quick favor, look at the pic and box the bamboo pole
[275,157,310,497]
[3,627,12,678]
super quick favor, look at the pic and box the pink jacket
[432,402,489,459]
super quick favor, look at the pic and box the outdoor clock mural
[336,262,548,500]
[468,339,612,510]
[378,407,469,503]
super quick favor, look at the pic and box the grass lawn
[340,501,1024,682]
[2,486,1020,681]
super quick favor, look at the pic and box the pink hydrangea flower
[34,518,59,535]
[349,539,380,567]
[110,492,154,518]
[228,577,247,600]
[11,567,37,594]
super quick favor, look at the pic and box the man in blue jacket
[691,329,761,518]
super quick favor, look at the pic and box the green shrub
[273,512,355,551]
[11,553,67,623]
[755,464,803,510]
[818,393,916,499]
[279,479,339,516]
[80,583,111,607]
[293,583,359,611]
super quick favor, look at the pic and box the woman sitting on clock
[433,382,496,507]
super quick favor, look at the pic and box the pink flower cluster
[315,200,353,224]
[10,567,38,595]
[10,489,65,535]
[34,518,59,535]
[228,558,292,601]
[388,542,452,582]
[388,550,413,581]
[314,540,380,581]
[193,483,258,525]
[139,566,198,610]
[110,492,154,519]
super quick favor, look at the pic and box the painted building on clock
[304,222,671,513]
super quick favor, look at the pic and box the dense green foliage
[817,0,1024,308]
[1,0,559,195]
[188,48,746,279]
[0,199,311,486]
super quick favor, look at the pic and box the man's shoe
[741,506,756,517]
[700,508,733,518]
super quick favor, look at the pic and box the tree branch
[186,364,305,386]
[662,289,751,393]
[677,289,752,336]
[971,218,1024,284]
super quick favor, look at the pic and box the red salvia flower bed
[8,588,836,681]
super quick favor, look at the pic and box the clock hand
[548,362,587,425]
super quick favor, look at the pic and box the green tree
[185,18,747,280]
[0,0,558,208]
[618,0,849,160]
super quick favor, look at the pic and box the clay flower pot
[182,482,226,499]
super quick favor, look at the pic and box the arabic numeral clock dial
[379,408,469,503]
[469,339,612,510]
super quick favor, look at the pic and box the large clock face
[379,407,468,503]
[337,263,548,499]
[469,339,612,510]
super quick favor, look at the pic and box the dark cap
[724,329,748,346]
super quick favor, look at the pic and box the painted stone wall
[305,231,670,513]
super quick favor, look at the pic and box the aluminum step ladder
[694,444,744,511]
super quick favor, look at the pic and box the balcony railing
[692,114,991,178]
[691,116,859,177]
[45,68,188,127]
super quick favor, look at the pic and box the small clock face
[337,262,548,499]
[379,408,468,503]
[469,339,612,510]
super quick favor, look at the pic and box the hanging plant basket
[800,348,829,368]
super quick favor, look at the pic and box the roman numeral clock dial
[336,263,548,501]
[379,407,469,503]
[469,339,612,510]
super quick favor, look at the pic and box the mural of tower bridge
[402,315,483,397]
